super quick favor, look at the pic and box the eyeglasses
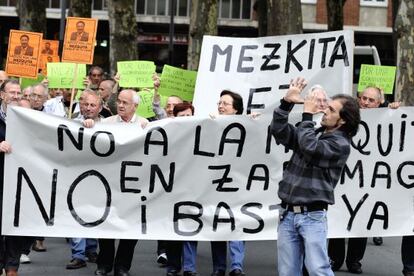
[217,101,232,107]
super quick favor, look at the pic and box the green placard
[21,74,45,89]
[134,89,168,119]
[47,62,86,89]
[158,65,197,102]
[358,64,397,94]
[118,60,156,88]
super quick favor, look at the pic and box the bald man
[83,89,147,276]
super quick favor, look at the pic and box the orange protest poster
[5,30,42,79]
[41,39,59,56]
[39,55,60,75]
[62,17,97,64]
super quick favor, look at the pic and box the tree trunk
[326,0,345,31]
[16,0,47,33]
[394,0,414,106]
[68,0,92,18]
[266,0,302,35]
[254,0,267,36]
[392,0,402,61]
[107,0,138,75]
[187,0,218,70]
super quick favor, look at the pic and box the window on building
[51,0,60,8]
[177,0,189,16]
[157,0,167,15]
[232,0,241,18]
[93,0,103,10]
[136,0,145,14]
[360,0,388,7]
[147,0,156,14]
[241,0,251,19]
[221,0,230,18]
[133,0,249,19]
[220,0,251,19]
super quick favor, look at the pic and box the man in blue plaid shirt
[271,77,361,276]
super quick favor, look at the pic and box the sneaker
[32,240,46,252]
[183,272,198,276]
[157,253,168,265]
[373,237,383,245]
[330,259,342,271]
[86,252,98,263]
[211,270,225,276]
[347,262,363,274]
[20,253,31,264]
[166,270,180,276]
[229,269,245,276]
[66,258,87,269]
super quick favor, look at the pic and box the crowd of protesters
[0,65,410,276]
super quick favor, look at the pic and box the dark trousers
[157,240,167,255]
[211,241,227,272]
[328,237,367,268]
[0,236,23,271]
[166,241,183,272]
[97,239,137,272]
[21,237,35,255]
[402,236,414,273]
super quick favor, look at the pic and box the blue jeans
[277,210,333,276]
[182,241,227,272]
[229,241,245,271]
[183,241,197,272]
[71,238,98,261]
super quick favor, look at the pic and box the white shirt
[102,114,148,128]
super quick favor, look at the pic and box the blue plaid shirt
[270,100,351,205]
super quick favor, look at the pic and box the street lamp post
[59,0,67,56]
[168,0,176,65]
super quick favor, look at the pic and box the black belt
[281,201,328,213]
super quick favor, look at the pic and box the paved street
[18,237,403,275]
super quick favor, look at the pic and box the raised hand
[283,77,307,104]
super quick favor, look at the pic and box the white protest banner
[2,106,414,240]
[193,30,354,117]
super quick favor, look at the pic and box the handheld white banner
[2,106,414,240]
[193,30,354,117]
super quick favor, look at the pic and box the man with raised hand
[271,77,360,276]
[152,74,183,119]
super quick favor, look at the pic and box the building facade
[0,0,393,71]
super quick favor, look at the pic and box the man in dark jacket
[0,79,24,276]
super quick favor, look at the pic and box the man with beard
[271,77,361,276]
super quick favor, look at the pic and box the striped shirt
[270,100,351,205]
